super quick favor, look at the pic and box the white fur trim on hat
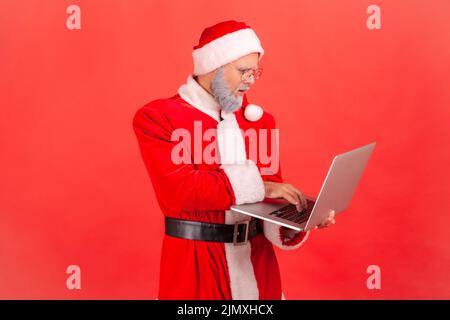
[193,28,264,75]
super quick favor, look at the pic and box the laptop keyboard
[269,200,315,224]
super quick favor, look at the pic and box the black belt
[165,217,262,246]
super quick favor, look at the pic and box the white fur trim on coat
[221,160,265,205]
[216,102,263,300]
[177,74,264,299]
[263,221,310,251]
[193,28,264,75]
[217,110,265,204]
[217,110,246,164]
[224,210,259,300]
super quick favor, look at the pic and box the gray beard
[211,67,243,113]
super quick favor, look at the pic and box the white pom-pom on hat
[244,104,263,122]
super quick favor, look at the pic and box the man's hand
[263,181,308,211]
[315,209,336,229]
[263,181,336,230]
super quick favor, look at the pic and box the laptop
[230,142,376,231]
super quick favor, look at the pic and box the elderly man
[133,20,335,300]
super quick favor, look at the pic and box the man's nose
[244,75,256,86]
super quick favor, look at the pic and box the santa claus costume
[133,20,309,300]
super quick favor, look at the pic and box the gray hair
[211,67,243,113]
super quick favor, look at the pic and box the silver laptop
[231,142,376,231]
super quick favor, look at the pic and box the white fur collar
[178,74,222,122]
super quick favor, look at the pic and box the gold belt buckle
[233,220,250,246]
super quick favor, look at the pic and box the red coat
[132,75,309,300]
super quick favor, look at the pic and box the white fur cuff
[263,221,310,251]
[221,160,265,205]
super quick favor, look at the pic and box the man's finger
[329,210,336,219]
[287,185,308,210]
[282,190,300,209]
[290,185,307,209]
[319,216,336,228]
[280,187,302,211]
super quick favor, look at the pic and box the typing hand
[263,181,308,212]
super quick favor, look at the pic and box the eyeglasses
[237,67,263,83]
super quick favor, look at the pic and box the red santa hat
[192,20,265,76]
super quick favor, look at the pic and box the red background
[0,0,449,299]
